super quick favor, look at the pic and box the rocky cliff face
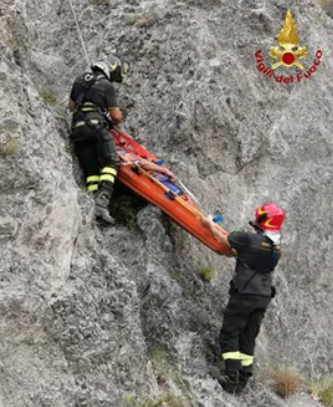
[1,0,333,406]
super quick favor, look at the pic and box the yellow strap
[102,167,117,176]
[87,175,100,183]
[81,108,96,112]
[239,353,254,367]
[87,184,99,192]
[100,174,115,183]
[222,351,241,361]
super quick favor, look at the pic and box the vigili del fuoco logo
[254,9,322,85]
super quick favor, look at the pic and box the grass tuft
[198,264,214,282]
[162,392,187,407]
[148,347,191,402]
[270,367,302,398]
[312,379,333,407]
[0,138,20,156]
[109,187,146,229]
[149,347,171,385]
[39,88,57,106]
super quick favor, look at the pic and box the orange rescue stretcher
[111,128,231,255]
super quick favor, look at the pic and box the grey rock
[0,0,332,406]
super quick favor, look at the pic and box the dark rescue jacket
[70,72,118,127]
[227,230,281,297]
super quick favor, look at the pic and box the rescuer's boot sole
[94,191,115,225]
[95,205,116,225]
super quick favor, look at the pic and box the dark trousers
[71,123,119,196]
[220,294,271,374]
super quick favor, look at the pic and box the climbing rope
[175,176,224,222]
[175,176,203,208]
[67,0,90,69]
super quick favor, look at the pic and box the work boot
[94,191,115,225]
[219,359,241,394]
[209,362,239,394]
[218,372,239,394]
[236,369,252,394]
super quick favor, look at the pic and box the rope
[67,0,90,69]
[120,160,140,166]
[175,177,203,209]
[175,177,224,222]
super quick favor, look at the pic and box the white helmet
[91,55,125,83]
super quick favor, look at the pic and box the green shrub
[39,88,57,106]
[0,138,20,156]
[124,348,191,406]
[162,392,187,407]
[148,347,191,401]
[312,379,333,407]
[199,264,214,282]
[109,188,145,229]
[149,347,171,385]
[123,393,136,407]
[319,384,333,407]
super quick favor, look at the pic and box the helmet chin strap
[264,231,281,244]
[249,221,264,233]
[249,221,281,244]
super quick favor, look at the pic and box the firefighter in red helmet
[201,203,285,394]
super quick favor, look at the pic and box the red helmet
[255,203,285,232]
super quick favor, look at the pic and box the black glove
[271,285,276,298]
[228,280,238,295]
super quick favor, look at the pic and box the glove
[271,285,276,298]
[228,280,238,295]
